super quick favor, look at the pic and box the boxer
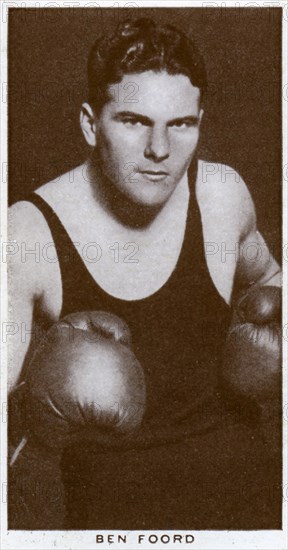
[8,17,282,529]
[8,19,281,393]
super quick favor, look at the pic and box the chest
[62,204,189,300]
[39,185,238,321]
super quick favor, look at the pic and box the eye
[123,119,143,128]
[171,121,194,129]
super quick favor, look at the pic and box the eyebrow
[113,111,200,126]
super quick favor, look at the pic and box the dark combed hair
[88,18,207,114]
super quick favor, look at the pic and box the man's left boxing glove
[221,285,282,451]
[222,285,281,402]
[12,311,146,459]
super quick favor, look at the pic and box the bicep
[8,275,34,391]
[199,164,281,303]
[209,169,282,290]
[237,202,281,290]
[8,203,43,391]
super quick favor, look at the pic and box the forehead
[106,70,201,118]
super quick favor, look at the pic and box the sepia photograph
[1,2,287,549]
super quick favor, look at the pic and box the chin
[126,184,175,209]
[129,194,169,210]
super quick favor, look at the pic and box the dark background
[8,7,282,260]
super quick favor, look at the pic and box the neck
[85,154,190,231]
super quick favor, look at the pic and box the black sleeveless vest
[26,161,232,447]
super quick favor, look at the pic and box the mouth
[140,170,169,182]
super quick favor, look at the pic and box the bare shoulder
[8,199,59,298]
[196,159,255,239]
[8,165,83,238]
[9,200,53,249]
[8,162,88,304]
[8,200,48,244]
[35,163,87,207]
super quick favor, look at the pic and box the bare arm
[197,162,281,305]
[236,182,281,291]
[8,202,45,392]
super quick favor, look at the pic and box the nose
[144,126,170,162]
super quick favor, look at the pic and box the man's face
[95,70,203,207]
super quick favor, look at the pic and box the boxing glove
[222,285,281,402]
[9,310,146,529]
[11,311,146,460]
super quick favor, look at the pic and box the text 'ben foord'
[95,534,195,544]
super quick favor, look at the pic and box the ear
[198,108,204,126]
[80,102,97,147]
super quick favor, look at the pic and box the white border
[1,0,9,546]
[1,1,287,549]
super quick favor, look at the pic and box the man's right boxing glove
[9,310,146,529]
[11,310,146,461]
